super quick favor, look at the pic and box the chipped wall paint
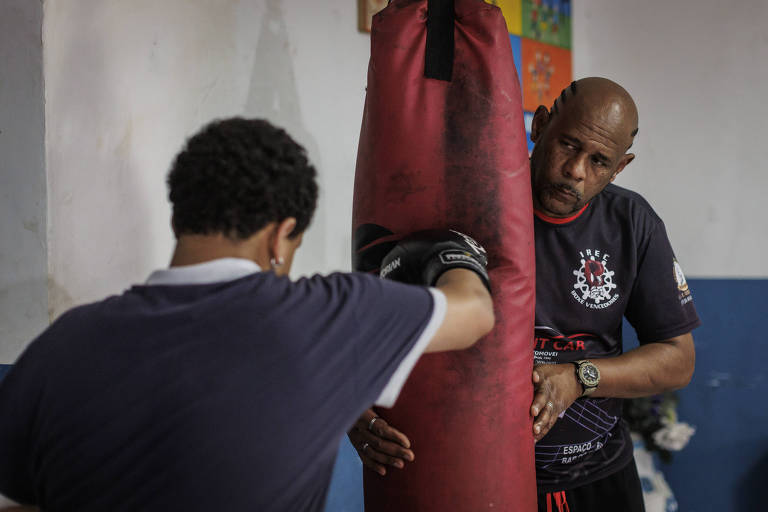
[42,0,373,323]
[3,0,373,359]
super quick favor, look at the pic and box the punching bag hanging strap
[424,0,455,81]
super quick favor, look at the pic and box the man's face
[529,102,634,217]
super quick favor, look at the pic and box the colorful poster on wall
[521,38,572,112]
[522,0,572,49]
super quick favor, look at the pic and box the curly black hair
[167,118,318,239]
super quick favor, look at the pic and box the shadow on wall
[46,1,161,319]
[243,0,328,276]
[735,451,768,510]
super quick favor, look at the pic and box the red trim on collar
[534,203,590,224]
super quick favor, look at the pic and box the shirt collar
[145,258,262,286]
[534,202,591,225]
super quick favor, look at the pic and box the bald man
[353,77,699,512]
[526,77,699,511]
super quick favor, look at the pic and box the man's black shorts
[537,459,645,512]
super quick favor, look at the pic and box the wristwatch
[573,360,600,397]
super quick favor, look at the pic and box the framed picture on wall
[359,0,389,32]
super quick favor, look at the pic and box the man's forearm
[531,331,696,440]
[591,332,695,398]
[427,268,495,353]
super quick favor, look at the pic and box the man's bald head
[529,77,639,218]
[549,77,639,150]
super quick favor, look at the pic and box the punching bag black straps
[424,0,455,81]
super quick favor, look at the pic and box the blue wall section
[626,279,768,512]
[325,438,364,511]
[509,34,523,90]
[0,365,11,382]
[327,279,768,511]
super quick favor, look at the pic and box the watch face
[580,364,599,386]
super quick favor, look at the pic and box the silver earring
[270,256,285,269]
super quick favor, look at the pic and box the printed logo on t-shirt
[571,248,619,309]
[534,326,601,364]
[533,327,623,473]
[674,259,693,306]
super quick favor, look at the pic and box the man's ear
[610,153,635,182]
[270,217,298,260]
[530,105,551,143]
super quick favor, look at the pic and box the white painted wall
[43,0,373,320]
[0,0,48,362]
[9,0,763,359]
[572,0,768,278]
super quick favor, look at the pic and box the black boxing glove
[379,229,490,291]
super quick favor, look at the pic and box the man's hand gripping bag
[352,0,536,510]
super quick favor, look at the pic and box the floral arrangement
[623,392,696,463]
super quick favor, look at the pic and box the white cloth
[632,433,679,512]
[146,258,262,285]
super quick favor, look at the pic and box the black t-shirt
[533,184,700,492]
[0,269,437,511]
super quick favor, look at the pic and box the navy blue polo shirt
[0,259,444,510]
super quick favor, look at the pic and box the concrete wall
[0,0,48,363]
[43,0,372,321]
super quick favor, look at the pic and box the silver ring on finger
[368,416,380,432]
[546,401,554,410]
[361,442,370,453]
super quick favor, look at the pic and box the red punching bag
[352,0,537,510]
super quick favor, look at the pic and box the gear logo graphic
[570,249,619,309]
